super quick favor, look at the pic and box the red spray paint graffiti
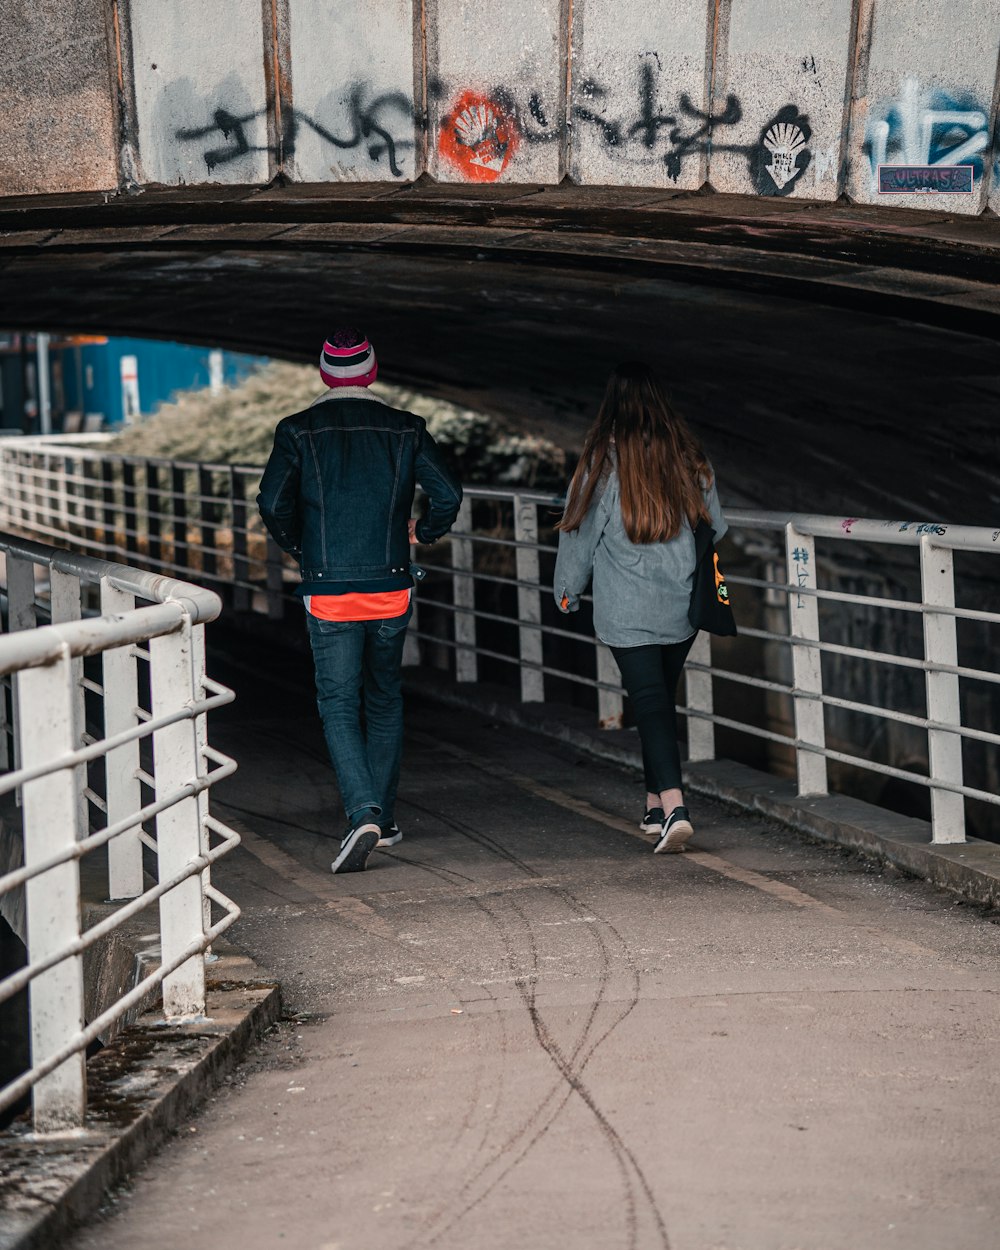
[439,91,519,182]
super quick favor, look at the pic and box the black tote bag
[688,518,737,636]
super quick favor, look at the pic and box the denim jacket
[554,466,728,647]
[257,388,463,595]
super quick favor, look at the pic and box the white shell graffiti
[763,121,807,189]
[453,103,507,172]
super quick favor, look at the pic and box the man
[257,329,463,873]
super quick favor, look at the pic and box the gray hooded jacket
[553,467,728,648]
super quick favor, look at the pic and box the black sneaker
[377,822,402,848]
[654,806,694,854]
[640,807,666,834]
[331,823,380,873]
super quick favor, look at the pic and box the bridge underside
[3,185,999,521]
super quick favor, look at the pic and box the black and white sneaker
[377,822,403,848]
[331,823,380,873]
[640,807,666,834]
[654,806,694,854]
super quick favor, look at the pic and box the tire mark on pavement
[391,797,665,1250]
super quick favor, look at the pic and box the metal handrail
[0,528,241,1132]
[1,439,997,856]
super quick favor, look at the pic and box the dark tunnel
[2,185,998,526]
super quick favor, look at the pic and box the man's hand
[408,518,419,545]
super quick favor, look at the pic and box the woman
[554,361,727,853]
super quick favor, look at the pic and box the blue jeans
[306,603,412,828]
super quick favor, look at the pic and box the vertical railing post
[102,580,145,899]
[121,461,138,560]
[24,452,39,533]
[920,537,965,843]
[514,496,544,703]
[264,534,285,621]
[230,467,250,612]
[66,454,82,538]
[55,453,71,536]
[20,649,87,1131]
[150,616,207,1020]
[101,459,118,550]
[191,622,214,953]
[79,456,95,543]
[451,497,477,682]
[785,524,827,795]
[0,443,8,530]
[7,554,37,783]
[172,463,190,573]
[50,568,88,834]
[402,592,421,666]
[198,466,217,579]
[685,631,716,760]
[146,461,163,569]
[596,645,624,729]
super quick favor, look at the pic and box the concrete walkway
[69,633,1000,1250]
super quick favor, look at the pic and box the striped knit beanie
[319,329,378,388]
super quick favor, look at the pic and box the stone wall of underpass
[1,0,999,215]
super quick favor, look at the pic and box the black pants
[610,636,696,795]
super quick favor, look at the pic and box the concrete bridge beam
[2,1,999,214]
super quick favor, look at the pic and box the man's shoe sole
[377,829,403,848]
[654,820,694,853]
[332,824,380,873]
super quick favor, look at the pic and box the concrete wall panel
[847,0,1000,215]
[131,0,270,186]
[287,0,419,182]
[708,0,853,200]
[0,0,117,196]
[569,0,711,189]
[426,0,566,184]
[991,68,1000,216]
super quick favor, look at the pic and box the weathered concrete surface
[287,0,420,183]
[58,632,1000,1250]
[0,956,280,1250]
[0,0,118,196]
[847,0,1000,215]
[708,0,854,201]
[569,0,711,189]
[129,0,269,186]
[426,0,566,185]
[2,0,1000,209]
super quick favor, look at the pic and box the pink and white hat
[319,329,378,387]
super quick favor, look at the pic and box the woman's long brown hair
[557,361,712,543]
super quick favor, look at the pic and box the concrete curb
[403,669,1000,911]
[0,954,281,1250]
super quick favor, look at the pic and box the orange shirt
[305,589,410,622]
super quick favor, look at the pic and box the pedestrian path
[68,631,1000,1250]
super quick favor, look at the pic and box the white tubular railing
[408,491,1000,849]
[0,532,240,1133]
[1,440,998,849]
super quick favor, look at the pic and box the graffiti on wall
[865,79,990,186]
[438,90,519,181]
[173,61,813,193]
[174,84,415,177]
[437,63,812,193]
